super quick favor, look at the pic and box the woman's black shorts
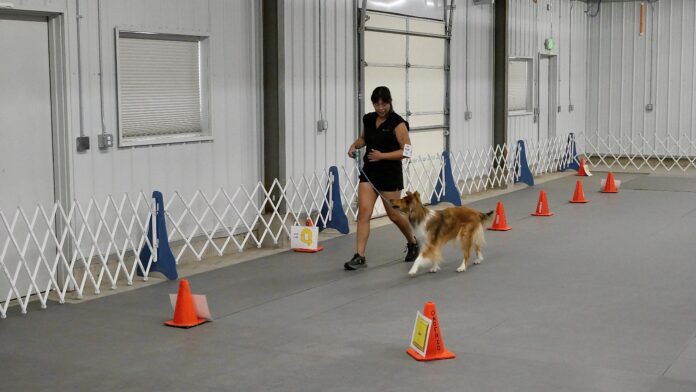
[359,166,403,192]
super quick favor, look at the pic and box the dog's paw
[429,265,441,273]
[475,252,484,264]
[408,267,418,276]
[456,264,467,272]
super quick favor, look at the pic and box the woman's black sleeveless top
[360,111,409,192]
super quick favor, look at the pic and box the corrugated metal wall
[5,0,69,13]
[508,0,588,144]
[9,0,645,208]
[450,0,495,151]
[80,0,262,201]
[586,0,696,153]
[280,0,498,174]
[282,0,357,179]
[8,0,262,202]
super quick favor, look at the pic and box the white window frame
[508,57,534,116]
[115,28,211,147]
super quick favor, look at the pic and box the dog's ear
[413,191,420,201]
[405,191,413,197]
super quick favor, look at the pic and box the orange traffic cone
[576,157,592,176]
[570,180,588,203]
[407,301,456,361]
[531,190,553,216]
[488,201,512,231]
[165,279,207,328]
[601,172,618,193]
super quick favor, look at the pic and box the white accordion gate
[0,136,579,318]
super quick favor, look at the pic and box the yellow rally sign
[290,225,318,250]
[410,311,432,357]
[300,228,313,247]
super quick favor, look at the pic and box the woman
[344,86,419,270]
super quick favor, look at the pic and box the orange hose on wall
[640,3,646,36]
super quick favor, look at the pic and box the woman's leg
[380,190,416,244]
[356,182,379,256]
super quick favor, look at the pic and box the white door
[0,15,56,300]
[537,56,556,141]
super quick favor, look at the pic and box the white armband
[403,144,413,158]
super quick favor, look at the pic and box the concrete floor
[2,173,696,391]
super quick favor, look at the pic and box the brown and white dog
[391,191,494,276]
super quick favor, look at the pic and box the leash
[353,151,419,246]
[352,151,393,203]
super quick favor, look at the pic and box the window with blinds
[508,58,533,114]
[116,30,210,146]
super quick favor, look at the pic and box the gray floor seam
[625,188,696,193]
[678,205,696,219]
[479,318,509,336]
[660,331,696,377]
[211,278,346,321]
[212,256,406,321]
[300,266,418,322]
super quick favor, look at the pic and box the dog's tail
[473,220,487,247]
[479,210,495,223]
[473,211,494,248]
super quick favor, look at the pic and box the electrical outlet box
[76,136,90,152]
[568,104,575,112]
[317,119,328,132]
[545,38,555,51]
[98,133,114,149]
[464,111,473,121]
[557,106,562,113]
[646,103,654,112]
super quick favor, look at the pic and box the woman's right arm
[348,134,365,157]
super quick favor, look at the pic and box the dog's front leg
[457,242,472,272]
[409,255,427,276]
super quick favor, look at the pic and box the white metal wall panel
[79,0,261,202]
[450,0,495,151]
[4,0,68,13]
[507,0,587,144]
[282,0,357,179]
[7,0,262,203]
[557,0,588,143]
[586,0,696,154]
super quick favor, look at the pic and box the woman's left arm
[367,123,412,162]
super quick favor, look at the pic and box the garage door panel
[365,66,406,113]
[409,37,444,67]
[409,68,445,113]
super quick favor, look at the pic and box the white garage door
[363,12,447,159]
